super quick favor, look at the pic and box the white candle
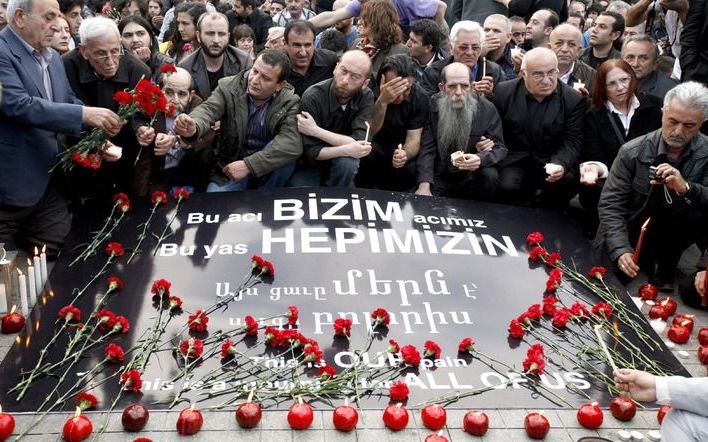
[0,283,7,314]
[573,81,585,91]
[40,245,48,286]
[26,260,37,305]
[481,57,487,78]
[593,325,618,372]
[364,122,370,143]
[18,269,28,316]
[33,247,42,295]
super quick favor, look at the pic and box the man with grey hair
[482,14,517,79]
[416,62,507,199]
[0,0,124,255]
[550,23,596,92]
[597,81,708,289]
[421,20,505,95]
[622,34,678,101]
[63,16,155,198]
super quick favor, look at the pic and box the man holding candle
[549,23,596,94]
[597,81,708,288]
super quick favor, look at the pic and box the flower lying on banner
[127,190,168,263]
[152,186,193,255]
[70,193,132,267]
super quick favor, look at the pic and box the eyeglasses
[528,69,560,81]
[606,76,631,89]
[94,48,124,62]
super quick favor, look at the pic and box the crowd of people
[1,0,708,302]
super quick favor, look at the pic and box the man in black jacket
[492,47,584,208]
[227,0,273,49]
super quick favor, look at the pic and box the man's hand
[154,133,177,156]
[456,153,481,171]
[297,111,320,137]
[378,75,410,105]
[695,270,706,297]
[100,141,122,162]
[545,163,565,182]
[341,140,372,159]
[512,51,523,73]
[174,114,197,137]
[211,121,221,132]
[133,46,151,62]
[151,15,164,29]
[652,163,689,195]
[618,252,640,278]
[222,160,250,181]
[392,145,408,168]
[136,126,156,146]
[472,76,494,96]
[482,36,501,55]
[416,182,433,196]
[475,136,494,152]
[580,163,602,185]
[613,369,657,402]
[82,106,124,137]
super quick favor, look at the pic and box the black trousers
[356,141,417,192]
[433,167,499,200]
[497,157,578,208]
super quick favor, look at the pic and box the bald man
[550,23,596,92]
[288,50,375,187]
[492,47,585,207]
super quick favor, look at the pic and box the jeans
[288,157,360,187]
[206,161,295,192]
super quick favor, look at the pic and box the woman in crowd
[232,24,257,61]
[162,2,205,63]
[112,0,148,17]
[579,59,663,235]
[119,15,174,82]
[51,14,73,55]
[355,0,408,78]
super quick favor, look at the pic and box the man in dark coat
[226,0,273,49]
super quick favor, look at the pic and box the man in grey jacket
[596,81,708,286]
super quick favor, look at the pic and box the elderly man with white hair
[0,0,124,255]
[597,81,708,289]
[421,20,505,95]
[63,16,154,198]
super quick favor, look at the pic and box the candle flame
[49,290,54,298]
[641,217,651,231]
[14,336,20,344]
[41,245,46,254]
[34,246,39,256]
[17,269,23,276]
[0,405,2,413]
[35,320,40,331]
[74,406,81,419]
[25,335,30,347]
[10,305,16,314]
[42,296,46,305]
[27,258,31,266]
[190,403,196,411]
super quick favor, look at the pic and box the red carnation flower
[523,346,546,375]
[528,246,548,262]
[120,369,143,392]
[318,364,336,380]
[526,231,544,245]
[97,309,117,331]
[286,305,299,325]
[303,343,323,364]
[182,42,192,52]
[112,315,130,333]
[75,392,98,410]
[150,191,168,206]
[113,90,132,105]
[570,302,589,319]
[389,381,409,401]
[105,242,125,257]
[118,200,131,213]
[160,64,177,75]
[169,295,183,310]
[113,192,130,205]
[244,315,258,335]
[187,310,209,332]
[546,252,561,266]
[509,319,525,339]
[221,339,237,359]
[333,318,353,337]
[105,343,125,363]
[542,296,558,316]
[179,338,204,359]
[264,326,281,346]
[400,345,421,366]
[591,302,613,319]
[424,340,442,359]
[172,186,191,201]
[86,153,102,170]
[458,337,475,354]
[280,329,306,348]
[387,339,400,353]
[107,276,124,291]
[371,307,390,326]
[545,279,559,293]
[552,308,572,328]
[526,304,543,320]
[151,278,171,296]
[588,266,607,280]
[58,305,81,323]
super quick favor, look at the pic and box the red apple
[287,400,314,430]
[121,404,149,431]
[672,315,695,333]
[657,297,677,316]
[133,438,153,442]
[332,404,358,432]
[657,405,672,424]
[421,404,446,430]
[463,410,489,436]
[424,431,448,442]
[0,407,15,441]
[176,405,203,435]
[649,305,670,320]
[235,402,262,429]
[638,284,658,301]
[610,397,637,421]
[382,403,409,431]
[667,325,690,344]
[577,402,603,429]
[524,412,550,440]
[62,409,93,442]
[699,327,708,346]
[1,308,25,334]
[698,346,708,365]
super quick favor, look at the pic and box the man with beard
[119,15,174,83]
[226,0,274,49]
[492,47,584,207]
[174,49,302,191]
[288,50,374,187]
[416,62,506,198]
[550,23,595,93]
[284,20,338,97]
[597,82,708,288]
[178,12,252,101]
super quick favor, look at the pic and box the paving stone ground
[1,248,706,441]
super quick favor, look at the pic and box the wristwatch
[677,181,690,196]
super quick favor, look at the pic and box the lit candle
[0,284,6,314]
[481,57,487,78]
[26,259,36,305]
[573,81,585,91]
[593,325,618,372]
[18,270,28,317]
[364,121,370,144]
[33,247,42,295]
[632,217,651,264]
[40,245,48,286]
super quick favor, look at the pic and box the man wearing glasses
[64,16,154,198]
[492,47,585,208]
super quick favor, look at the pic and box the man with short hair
[64,16,155,197]
[483,14,516,79]
[579,11,624,69]
[510,15,526,46]
[273,0,315,26]
[174,50,302,191]
[566,12,585,31]
[416,62,507,199]
[569,1,586,16]
[406,18,444,81]
[550,23,596,92]
[288,50,374,187]
[421,20,505,95]
[284,20,338,97]
[622,34,678,101]
[315,0,357,50]
[523,8,559,49]
[492,47,585,207]
[179,12,252,100]
[597,82,708,287]
[0,0,7,31]
[226,0,274,48]
[356,54,430,191]
[0,0,124,254]
[59,0,83,49]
